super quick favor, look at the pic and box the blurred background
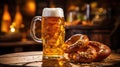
[0,0,120,55]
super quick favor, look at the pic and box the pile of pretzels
[64,34,111,63]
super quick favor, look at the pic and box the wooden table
[0,51,120,67]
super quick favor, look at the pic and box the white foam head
[42,8,64,17]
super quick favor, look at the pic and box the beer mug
[30,8,65,59]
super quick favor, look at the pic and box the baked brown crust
[64,34,111,63]
[88,41,111,61]
[64,34,89,53]
[66,45,97,63]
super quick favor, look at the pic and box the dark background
[0,0,120,54]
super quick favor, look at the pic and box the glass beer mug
[30,8,65,59]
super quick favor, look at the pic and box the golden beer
[30,8,65,59]
[42,17,65,58]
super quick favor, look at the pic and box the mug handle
[30,16,42,43]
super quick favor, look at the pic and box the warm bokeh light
[90,2,98,9]
[1,4,11,33]
[68,5,79,11]
[13,5,23,30]
[10,27,15,32]
[24,0,36,16]
[10,22,17,33]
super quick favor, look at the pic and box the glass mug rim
[42,8,64,17]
